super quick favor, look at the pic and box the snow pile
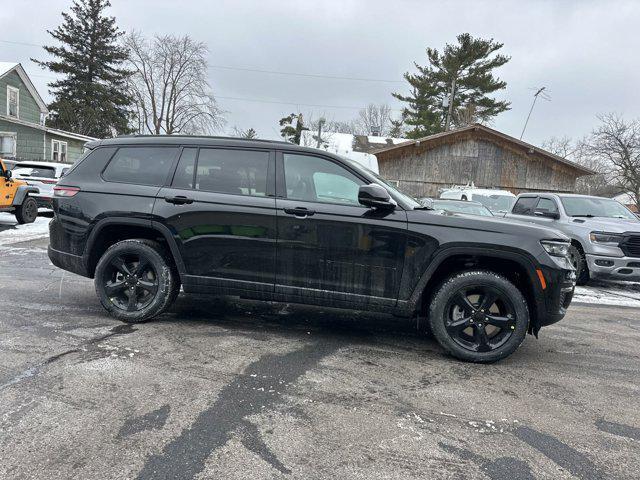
[573,284,640,308]
[0,213,50,246]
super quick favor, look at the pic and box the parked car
[11,161,71,208]
[439,184,516,214]
[505,193,640,284]
[420,198,493,217]
[49,136,576,363]
[0,159,39,223]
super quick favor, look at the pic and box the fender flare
[404,245,543,313]
[13,185,39,205]
[83,217,186,277]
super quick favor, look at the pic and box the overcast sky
[1,0,639,146]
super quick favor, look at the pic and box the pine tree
[33,0,132,138]
[279,113,308,144]
[393,33,510,139]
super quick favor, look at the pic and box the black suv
[48,136,576,362]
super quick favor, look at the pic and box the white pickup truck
[505,193,640,284]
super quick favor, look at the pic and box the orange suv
[0,159,39,224]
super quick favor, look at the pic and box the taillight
[53,186,80,197]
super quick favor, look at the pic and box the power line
[217,95,403,112]
[0,38,405,84]
[209,64,403,84]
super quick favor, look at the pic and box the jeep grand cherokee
[48,136,576,362]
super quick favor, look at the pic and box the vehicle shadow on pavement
[162,293,442,356]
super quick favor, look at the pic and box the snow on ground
[1,211,639,308]
[0,213,50,246]
[573,283,640,308]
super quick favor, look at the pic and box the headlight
[541,240,569,257]
[589,231,624,245]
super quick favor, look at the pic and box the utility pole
[444,76,457,131]
[520,87,548,140]
[316,118,325,148]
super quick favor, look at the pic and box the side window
[536,197,558,213]
[103,147,178,186]
[283,153,363,206]
[172,148,197,189]
[195,148,268,196]
[512,197,537,215]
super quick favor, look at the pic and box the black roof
[85,135,306,150]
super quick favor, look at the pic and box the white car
[11,161,72,209]
[440,185,516,214]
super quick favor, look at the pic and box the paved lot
[1,216,640,479]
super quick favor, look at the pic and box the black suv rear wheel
[94,239,180,322]
[428,271,529,363]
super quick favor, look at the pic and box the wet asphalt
[0,236,639,479]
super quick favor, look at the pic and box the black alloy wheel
[16,196,38,224]
[444,286,516,353]
[428,271,529,362]
[94,239,180,322]
[102,253,159,312]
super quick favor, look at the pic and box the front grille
[620,234,640,258]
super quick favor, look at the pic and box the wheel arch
[84,217,185,279]
[409,247,542,334]
[13,185,39,205]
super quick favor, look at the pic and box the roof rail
[114,134,293,146]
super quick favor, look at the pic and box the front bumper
[586,254,640,281]
[537,266,576,328]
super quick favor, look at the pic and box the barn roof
[373,124,596,176]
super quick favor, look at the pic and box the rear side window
[103,147,178,186]
[172,148,198,189]
[512,196,537,215]
[194,148,269,196]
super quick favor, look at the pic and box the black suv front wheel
[94,239,180,322]
[428,271,529,363]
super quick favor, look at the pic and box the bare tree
[583,113,640,210]
[541,136,575,158]
[124,32,224,135]
[355,104,392,136]
[542,134,614,196]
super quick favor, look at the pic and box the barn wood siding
[377,132,583,197]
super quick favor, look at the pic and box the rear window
[192,148,269,196]
[103,147,178,186]
[13,165,56,179]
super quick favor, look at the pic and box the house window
[7,86,19,118]
[0,132,17,157]
[52,139,68,163]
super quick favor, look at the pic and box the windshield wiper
[571,214,596,218]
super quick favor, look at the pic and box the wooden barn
[373,124,594,197]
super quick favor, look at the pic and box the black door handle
[164,195,194,205]
[284,207,315,217]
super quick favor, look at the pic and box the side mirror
[4,169,11,179]
[534,209,559,219]
[358,183,396,210]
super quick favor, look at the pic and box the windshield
[12,165,57,179]
[433,200,493,216]
[560,197,637,219]
[340,156,422,208]
[473,194,514,212]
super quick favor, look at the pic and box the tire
[15,196,38,224]
[567,244,589,285]
[428,271,529,363]
[94,239,180,323]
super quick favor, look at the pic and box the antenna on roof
[520,87,550,140]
